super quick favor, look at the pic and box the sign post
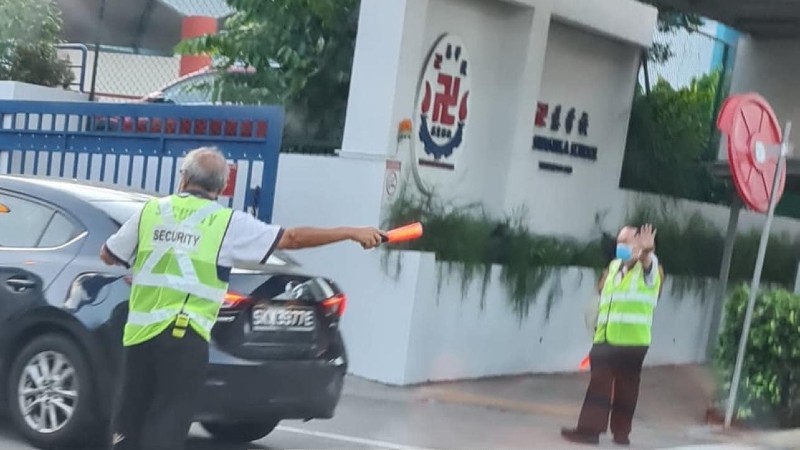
[716,93,793,428]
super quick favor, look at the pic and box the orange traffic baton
[382,222,424,244]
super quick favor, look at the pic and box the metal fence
[57,45,181,103]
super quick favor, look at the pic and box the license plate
[251,305,315,331]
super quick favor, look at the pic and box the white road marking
[276,425,440,450]
[661,446,764,450]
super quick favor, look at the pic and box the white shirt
[104,194,284,268]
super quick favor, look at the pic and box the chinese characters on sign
[533,101,598,168]
[416,34,471,171]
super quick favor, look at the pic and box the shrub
[714,286,800,428]
[0,0,74,88]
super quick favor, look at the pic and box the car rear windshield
[91,200,147,225]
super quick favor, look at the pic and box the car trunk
[210,261,345,362]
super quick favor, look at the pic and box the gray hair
[180,146,228,193]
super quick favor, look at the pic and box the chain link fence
[53,0,338,155]
[57,46,181,102]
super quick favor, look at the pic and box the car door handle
[6,278,36,291]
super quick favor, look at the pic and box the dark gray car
[0,175,348,449]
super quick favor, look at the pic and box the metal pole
[88,0,107,102]
[641,50,651,96]
[724,122,792,428]
[706,195,741,359]
[794,261,800,295]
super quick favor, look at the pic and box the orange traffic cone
[579,354,591,371]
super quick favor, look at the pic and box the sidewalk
[343,365,799,449]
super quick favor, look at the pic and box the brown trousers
[577,343,648,437]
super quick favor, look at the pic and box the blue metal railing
[0,101,284,221]
[56,43,89,93]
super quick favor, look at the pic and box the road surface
[0,376,772,450]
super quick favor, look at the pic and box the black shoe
[560,428,600,445]
[613,435,630,446]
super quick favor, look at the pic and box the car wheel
[201,420,279,443]
[7,334,97,449]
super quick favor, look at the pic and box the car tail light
[322,293,347,318]
[222,291,253,309]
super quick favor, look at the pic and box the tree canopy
[0,0,74,88]
[636,1,706,63]
[178,0,360,148]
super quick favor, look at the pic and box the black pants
[108,327,208,450]
[577,343,648,438]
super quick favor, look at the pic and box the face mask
[616,244,633,261]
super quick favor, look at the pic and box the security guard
[100,146,384,450]
[562,224,661,447]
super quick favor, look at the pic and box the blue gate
[0,101,284,222]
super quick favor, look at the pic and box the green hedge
[714,286,800,428]
[386,189,800,287]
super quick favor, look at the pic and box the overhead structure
[715,93,794,429]
[54,0,232,54]
[641,0,800,39]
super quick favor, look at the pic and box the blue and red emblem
[417,36,470,167]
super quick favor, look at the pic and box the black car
[0,175,348,449]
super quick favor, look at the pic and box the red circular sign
[717,93,785,213]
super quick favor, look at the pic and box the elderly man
[100,146,385,450]
[562,224,662,447]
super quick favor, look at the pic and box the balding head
[616,225,638,245]
[179,147,228,196]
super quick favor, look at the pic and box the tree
[0,0,73,88]
[178,0,360,147]
[620,71,728,203]
[643,2,705,63]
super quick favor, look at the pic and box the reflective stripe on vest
[593,258,660,346]
[125,195,232,346]
[132,200,224,298]
[127,308,215,333]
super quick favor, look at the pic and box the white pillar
[341,0,430,158]
[501,6,552,212]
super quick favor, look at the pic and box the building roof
[645,0,800,38]
[55,0,230,54]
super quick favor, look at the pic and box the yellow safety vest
[593,258,661,346]
[125,194,233,346]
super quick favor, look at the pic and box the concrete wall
[520,20,641,237]
[0,81,89,102]
[344,0,657,226]
[271,153,799,384]
[403,256,715,384]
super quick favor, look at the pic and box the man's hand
[636,224,656,270]
[350,227,385,249]
[637,224,656,253]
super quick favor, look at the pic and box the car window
[162,74,215,105]
[0,193,54,248]
[90,200,147,225]
[38,212,83,248]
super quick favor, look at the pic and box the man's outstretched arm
[277,226,384,250]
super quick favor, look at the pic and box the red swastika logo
[433,73,461,126]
